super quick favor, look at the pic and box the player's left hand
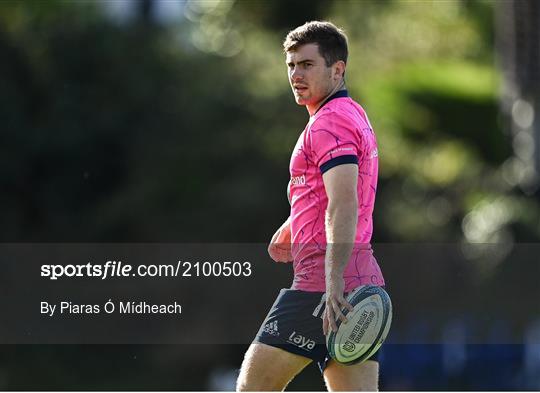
[323,276,354,335]
[268,218,293,263]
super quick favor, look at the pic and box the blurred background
[1,0,539,390]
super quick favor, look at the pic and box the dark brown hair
[283,21,348,67]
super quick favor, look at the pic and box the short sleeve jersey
[288,90,385,292]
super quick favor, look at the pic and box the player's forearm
[324,199,358,283]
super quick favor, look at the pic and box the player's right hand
[322,275,354,335]
[268,218,293,263]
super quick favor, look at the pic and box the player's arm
[268,216,293,262]
[322,163,358,335]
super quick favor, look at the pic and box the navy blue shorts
[254,288,381,373]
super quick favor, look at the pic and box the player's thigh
[237,343,312,391]
[323,359,379,391]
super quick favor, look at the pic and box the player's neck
[307,81,346,116]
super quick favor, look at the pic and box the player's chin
[295,96,308,105]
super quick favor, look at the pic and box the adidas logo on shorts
[263,320,279,336]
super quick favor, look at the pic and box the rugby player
[237,21,385,391]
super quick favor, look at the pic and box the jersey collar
[313,89,349,116]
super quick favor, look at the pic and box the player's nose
[290,66,303,81]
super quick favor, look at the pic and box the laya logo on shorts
[287,331,316,350]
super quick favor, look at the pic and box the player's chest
[289,129,312,176]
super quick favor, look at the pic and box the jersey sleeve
[308,112,361,174]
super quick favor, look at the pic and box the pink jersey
[288,90,385,292]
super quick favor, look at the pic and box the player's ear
[333,61,346,80]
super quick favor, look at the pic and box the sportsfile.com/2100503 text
[40,261,253,280]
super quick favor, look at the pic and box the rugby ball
[326,285,392,365]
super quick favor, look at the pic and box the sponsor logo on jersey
[290,174,306,186]
[370,148,378,159]
[329,146,355,154]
